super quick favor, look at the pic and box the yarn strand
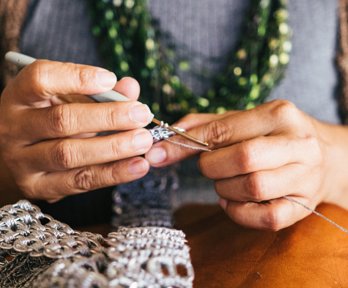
[284,196,348,234]
[165,138,211,152]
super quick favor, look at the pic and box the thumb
[145,113,235,167]
[145,120,215,168]
[7,60,116,105]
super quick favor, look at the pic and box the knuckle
[304,136,322,164]
[108,106,123,128]
[110,165,123,184]
[49,104,73,135]
[73,167,95,191]
[270,100,298,124]
[110,138,122,159]
[52,140,76,169]
[262,208,283,231]
[27,60,49,95]
[237,141,256,173]
[76,66,93,88]
[204,120,230,147]
[245,172,265,202]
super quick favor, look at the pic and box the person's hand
[0,60,154,202]
[146,100,348,230]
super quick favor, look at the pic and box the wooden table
[86,203,348,288]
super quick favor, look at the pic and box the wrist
[316,120,348,208]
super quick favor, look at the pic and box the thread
[283,196,348,234]
[165,139,211,152]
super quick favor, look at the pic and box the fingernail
[128,158,148,174]
[96,70,117,88]
[219,198,227,210]
[133,131,152,151]
[147,147,167,164]
[129,104,154,123]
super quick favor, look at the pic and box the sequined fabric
[0,201,194,287]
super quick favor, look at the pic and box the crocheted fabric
[0,200,194,287]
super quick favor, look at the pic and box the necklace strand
[89,0,291,122]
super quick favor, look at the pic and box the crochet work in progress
[0,201,194,287]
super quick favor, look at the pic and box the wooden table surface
[85,203,348,288]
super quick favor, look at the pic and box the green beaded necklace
[89,0,291,122]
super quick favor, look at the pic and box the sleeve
[0,0,29,91]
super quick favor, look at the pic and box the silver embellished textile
[149,125,185,143]
[0,200,194,287]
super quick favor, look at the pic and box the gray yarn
[284,196,348,234]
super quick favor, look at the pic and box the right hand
[0,60,154,202]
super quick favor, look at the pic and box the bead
[279,23,290,34]
[145,38,155,50]
[178,61,190,71]
[197,97,209,108]
[269,54,279,67]
[88,0,291,121]
[279,53,290,65]
[233,67,242,76]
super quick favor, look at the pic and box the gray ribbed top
[21,0,340,123]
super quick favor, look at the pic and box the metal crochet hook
[5,51,209,147]
[151,118,208,146]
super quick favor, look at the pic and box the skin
[0,60,154,204]
[145,100,348,231]
[2,60,348,232]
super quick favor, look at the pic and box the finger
[215,164,314,202]
[7,60,117,105]
[43,77,139,104]
[220,196,314,230]
[21,129,153,171]
[113,77,140,101]
[146,100,303,167]
[172,112,234,130]
[145,114,230,167]
[31,157,150,200]
[20,101,153,141]
[201,100,305,150]
[145,125,213,168]
[199,135,320,179]
[145,137,201,168]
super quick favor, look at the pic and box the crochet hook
[5,51,209,147]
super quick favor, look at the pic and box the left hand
[146,100,337,230]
